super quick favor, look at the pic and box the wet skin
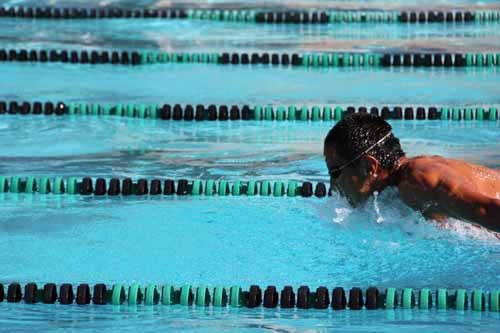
[324,145,500,232]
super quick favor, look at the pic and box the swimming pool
[0,1,499,332]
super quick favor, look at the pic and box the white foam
[440,218,500,242]
[332,208,352,224]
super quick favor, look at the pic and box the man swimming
[324,113,500,232]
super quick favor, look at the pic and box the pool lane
[1,63,499,106]
[0,18,499,53]
[0,118,498,180]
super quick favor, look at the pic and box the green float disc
[67,177,77,195]
[402,288,414,309]
[0,176,7,192]
[205,179,215,195]
[342,53,350,66]
[148,104,159,118]
[466,54,473,66]
[111,284,125,305]
[170,53,177,63]
[218,180,228,196]
[353,54,360,67]
[302,54,310,66]
[334,106,343,121]
[209,53,218,63]
[145,285,158,305]
[475,107,484,120]
[265,105,273,120]
[79,103,88,114]
[323,106,332,120]
[10,176,20,193]
[276,106,286,121]
[455,289,467,310]
[161,285,175,305]
[230,286,242,307]
[464,108,473,120]
[91,104,100,115]
[68,103,77,115]
[311,54,319,67]
[452,108,461,121]
[364,54,372,67]
[321,54,330,67]
[148,52,158,64]
[254,106,262,120]
[486,53,494,66]
[38,177,50,194]
[191,53,200,63]
[273,181,284,197]
[126,104,135,117]
[25,177,36,193]
[311,106,320,121]
[102,104,111,116]
[247,181,257,196]
[191,180,201,195]
[140,51,148,64]
[489,108,498,121]
[489,290,499,311]
[53,177,64,194]
[128,284,142,305]
[247,10,256,22]
[440,108,449,120]
[196,286,210,306]
[213,287,227,307]
[115,104,124,117]
[287,181,298,197]
[476,53,484,66]
[232,181,241,196]
[260,181,270,196]
[181,53,190,63]
[437,288,448,310]
[373,54,381,66]
[419,288,432,309]
[473,289,483,311]
[385,288,397,309]
[157,52,167,63]
[136,104,146,118]
[300,106,309,121]
[201,53,209,63]
[288,106,297,120]
[180,285,193,306]
[332,53,339,67]
[149,52,157,63]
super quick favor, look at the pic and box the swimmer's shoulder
[398,155,450,189]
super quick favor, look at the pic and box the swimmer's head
[323,113,405,207]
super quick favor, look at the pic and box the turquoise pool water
[0,1,499,332]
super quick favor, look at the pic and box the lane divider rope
[0,282,498,311]
[1,101,498,121]
[0,7,499,23]
[0,176,329,198]
[1,49,500,67]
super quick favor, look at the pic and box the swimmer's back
[397,155,500,231]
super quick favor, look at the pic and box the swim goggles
[328,131,393,179]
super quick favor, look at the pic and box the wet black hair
[324,113,405,170]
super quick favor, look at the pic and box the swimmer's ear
[362,155,379,177]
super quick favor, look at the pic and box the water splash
[332,207,352,224]
[372,190,385,224]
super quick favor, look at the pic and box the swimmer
[324,113,500,232]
